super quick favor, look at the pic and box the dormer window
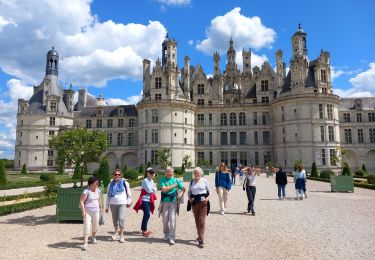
[261,80,269,92]
[355,99,362,110]
[155,77,162,89]
[197,84,204,95]
[321,70,327,83]
[50,101,57,112]
[97,108,103,116]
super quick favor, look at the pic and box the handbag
[99,211,105,225]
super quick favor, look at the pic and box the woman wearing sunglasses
[215,162,232,215]
[105,169,132,243]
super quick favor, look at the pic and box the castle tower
[162,33,177,69]
[213,52,220,77]
[290,24,309,89]
[45,47,59,76]
[184,56,191,98]
[142,59,151,98]
[292,23,308,58]
[242,49,252,76]
[226,38,236,70]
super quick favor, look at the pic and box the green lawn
[0,173,90,190]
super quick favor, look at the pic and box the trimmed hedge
[40,173,55,182]
[320,170,335,179]
[0,196,57,216]
[354,170,366,177]
[367,175,375,185]
[354,183,375,190]
[0,192,45,202]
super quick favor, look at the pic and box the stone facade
[14,26,375,172]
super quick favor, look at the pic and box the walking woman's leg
[169,201,177,240]
[91,211,99,239]
[83,213,92,247]
[217,188,224,212]
[109,204,119,239]
[223,188,228,211]
[251,186,256,213]
[277,185,281,198]
[192,204,200,238]
[199,202,208,241]
[282,185,286,198]
[161,202,170,239]
[246,186,251,211]
[141,202,151,232]
[118,204,126,241]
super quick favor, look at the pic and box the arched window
[239,112,246,125]
[220,113,227,126]
[230,113,236,126]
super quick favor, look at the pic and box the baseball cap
[146,167,156,174]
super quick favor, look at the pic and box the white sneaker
[119,236,125,243]
[220,211,224,215]
[91,237,98,244]
[82,243,88,250]
[169,239,175,245]
[111,234,118,240]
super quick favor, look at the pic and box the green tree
[21,164,27,175]
[57,164,64,175]
[0,160,7,186]
[311,162,318,177]
[341,162,352,176]
[362,163,368,174]
[72,164,81,181]
[138,164,144,175]
[122,164,128,176]
[182,155,192,168]
[98,158,111,187]
[124,167,138,181]
[156,149,171,169]
[146,161,151,168]
[115,163,120,169]
[49,128,108,187]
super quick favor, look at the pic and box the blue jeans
[277,185,286,198]
[141,201,151,231]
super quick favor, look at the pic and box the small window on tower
[155,77,162,89]
[321,70,327,83]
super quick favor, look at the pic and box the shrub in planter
[44,179,59,197]
[174,168,183,176]
[341,162,352,176]
[355,170,366,177]
[40,173,55,182]
[362,164,368,175]
[124,168,138,181]
[367,175,375,185]
[320,169,334,179]
[311,162,318,177]
[98,158,111,187]
[72,164,81,181]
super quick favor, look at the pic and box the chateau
[15,25,375,172]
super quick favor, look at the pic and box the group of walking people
[79,162,308,250]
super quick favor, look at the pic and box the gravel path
[0,173,374,260]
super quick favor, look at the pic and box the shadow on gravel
[309,191,331,193]
[0,214,55,226]
[210,211,248,216]
[126,237,197,247]
[259,197,298,201]
[47,241,81,249]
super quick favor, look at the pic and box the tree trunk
[80,164,83,188]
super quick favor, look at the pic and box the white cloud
[334,62,375,97]
[188,40,194,46]
[106,92,142,105]
[0,0,167,87]
[196,7,276,54]
[157,0,191,6]
[331,66,358,81]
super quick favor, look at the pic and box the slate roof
[77,105,138,117]
[339,97,375,111]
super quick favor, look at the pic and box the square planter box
[56,185,104,223]
[183,171,193,182]
[330,175,354,192]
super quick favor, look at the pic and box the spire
[298,22,301,30]
[229,37,233,49]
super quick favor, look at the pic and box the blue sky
[0,0,374,159]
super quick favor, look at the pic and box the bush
[123,164,128,175]
[341,162,352,176]
[367,175,375,185]
[72,164,81,181]
[40,173,55,182]
[354,170,366,177]
[115,163,120,170]
[43,179,59,197]
[0,196,57,216]
[124,168,138,181]
[21,164,27,175]
[311,162,318,177]
[138,164,144,175]
[181,164,185,174]
[98,158,111,187]
[0,161,7,186]
[146,161,151,168]
[174,167,183,176]
[320,169,334,179]
[362,164,368,174]
[57,164,64,175]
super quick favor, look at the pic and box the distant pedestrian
[243,167,258,215]
[133,167,157,237]
[231,164,237,185]
[159,167,186,245]
[274,167,287,200]
[105,169,132,243]
[79,176,102,250]
[293,165,306,200]
[238,167,244,185]
[215,162,232,215]
[187,167,211,248]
